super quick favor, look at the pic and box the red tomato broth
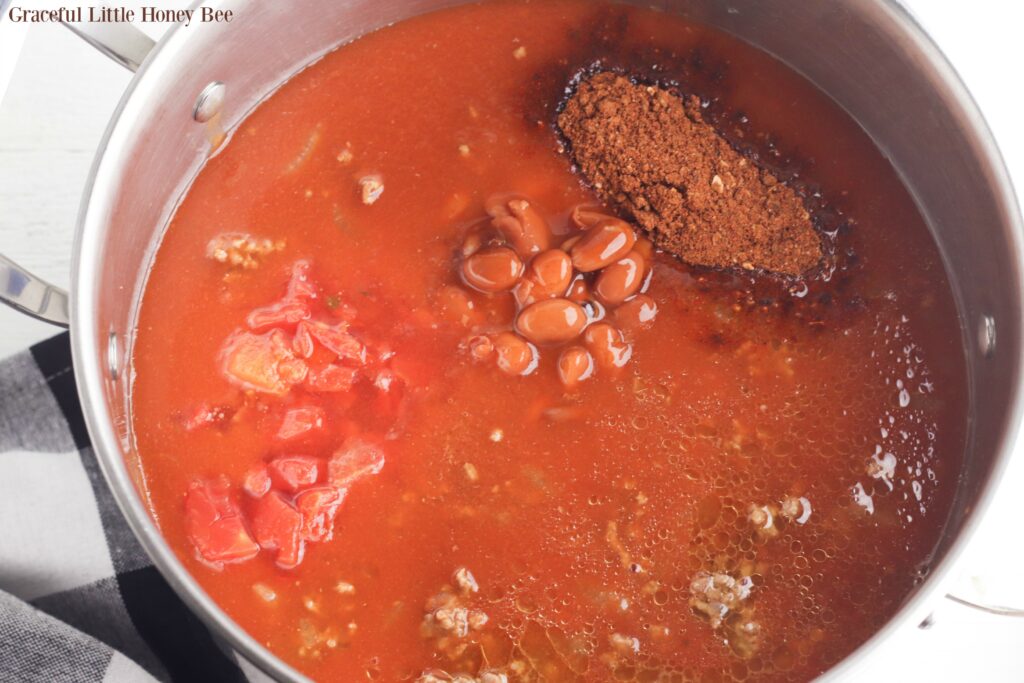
[130,1,968,681]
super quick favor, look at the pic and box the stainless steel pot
[2,1,1022,680]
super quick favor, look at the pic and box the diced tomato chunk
[220,330,308,396]
[295,486,347,542]
[242,466,272,498]
[301,320,364,361]
[250,491,304,569]
[276,406,325,441]
[276,359,309,387]
[328,438,386,488]
[306,364,358,393]
[246,299,311,332]
[267,454,321,491]
[286,260,318,301]
[292,322,315,358]
[184,478,259,568]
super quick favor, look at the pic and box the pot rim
[68,2,1024,681]
[68,8,311,682]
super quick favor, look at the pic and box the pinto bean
[525,249,573,299]
[571,218,637,272]
[512,278,537,308]
[462,246,524,292]
[461,224,490,257]
[485,194,551,256]
[462,221,510,258]
[483,193,513,217]
[558,346,594,389]
[584,323,633,370]
[560,235,582,252]
[594,250,646,305]
[493,332,538,376]
[570,204,614,230]
[516,298,587,345]
[614,294,658,332]
[514,250,572,308]
[567,275,591,303]
[506,199,549,243]
[467,335,494,360]
[633,236,655,262]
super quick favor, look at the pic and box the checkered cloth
[0,333,271,683]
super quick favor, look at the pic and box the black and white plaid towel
[0,333,270,683]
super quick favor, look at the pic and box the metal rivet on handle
[192,81,226,123]
[107,330,120,380]
[978,314,996,358]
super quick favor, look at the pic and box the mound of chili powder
[558,72,821,276]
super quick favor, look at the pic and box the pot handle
[0,256,71,327]
[0,22,155,328]
[945,594,1024,617]
[62,20,156,72]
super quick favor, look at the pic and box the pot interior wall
[78,0,1021,677]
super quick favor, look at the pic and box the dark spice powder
[558,72,822,276]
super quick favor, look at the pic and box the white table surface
[2,2,1023,680]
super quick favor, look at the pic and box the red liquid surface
[131,2,967,680]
